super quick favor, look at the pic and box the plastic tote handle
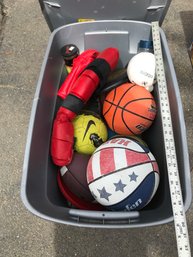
[69,209,140,227]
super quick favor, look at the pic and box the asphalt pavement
[0,0,193,256]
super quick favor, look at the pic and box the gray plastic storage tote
[21,0,192,228]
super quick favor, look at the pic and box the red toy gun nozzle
[97,47,119,71]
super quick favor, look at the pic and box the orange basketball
[102,82,156,135]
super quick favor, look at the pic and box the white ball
[127,52,156,92]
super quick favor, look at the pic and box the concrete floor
[0,0,193,256]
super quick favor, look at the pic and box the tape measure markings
[151,21,191,257]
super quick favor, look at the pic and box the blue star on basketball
[97,187,112,201]
[114,179,127,192]
[129,172,138,182]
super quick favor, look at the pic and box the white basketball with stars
[86,137,160,211]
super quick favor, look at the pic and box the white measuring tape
[151,21,191,257]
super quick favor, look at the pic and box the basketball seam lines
[111,84,137,131]
[105,99,155,121]
[103,87,117,116]
[121,110,137,135]
[124,97,154,106]
[93,146,150,155]
[88,160,157,185]
[123,97,155,121]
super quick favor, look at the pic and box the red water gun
[51,47,119,166]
